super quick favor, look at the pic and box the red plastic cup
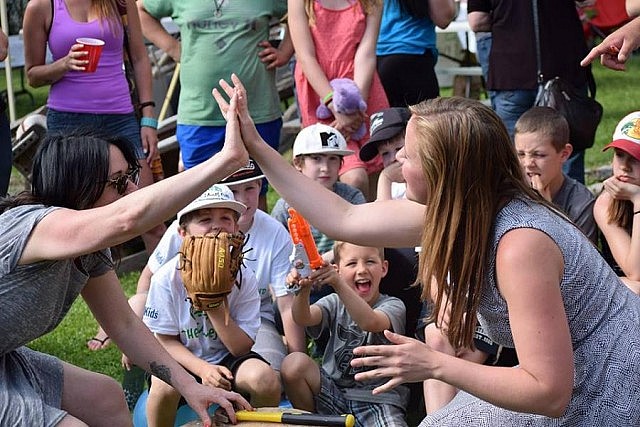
[76,37,105,73]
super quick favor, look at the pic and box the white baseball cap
[293,123,354,157]
[603,111,640,161]
[177,184,247,223]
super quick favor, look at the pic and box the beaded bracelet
[140,117,158,129]
[138,101,156,110]
[322,91,334,107]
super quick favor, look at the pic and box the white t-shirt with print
[147,210,293,323]
[144,255,261,364]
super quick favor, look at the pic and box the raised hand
[529,174,552,202]
[216,87,249,169]
[212,74,264,151]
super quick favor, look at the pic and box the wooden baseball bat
[235,410,355,427]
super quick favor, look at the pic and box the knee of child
[254,367,282,396]
[280,352,311,379]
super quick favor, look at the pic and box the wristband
[138,101,156,110]
[322,91,333,106]
[140,117,158,129]
[635,210,640,216]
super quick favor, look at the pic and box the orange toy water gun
[287,208,323,293]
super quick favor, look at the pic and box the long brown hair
[412,97,543,349]
[608,198,633,233]
[304,0,381,26]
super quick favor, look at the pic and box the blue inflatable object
[132,389,219,427]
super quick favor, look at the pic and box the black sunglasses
[104,167,140,195]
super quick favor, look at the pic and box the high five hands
[212,74,263,151]
[209,74,252,167]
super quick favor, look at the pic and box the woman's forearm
[432,352,571,417]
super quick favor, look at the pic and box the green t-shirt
[143,0,287,126]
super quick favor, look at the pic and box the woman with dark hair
[0,95,251,427]
[214,75,640,426]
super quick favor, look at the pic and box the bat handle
[280,413,355,427]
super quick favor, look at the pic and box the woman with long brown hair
[214,74,640,426]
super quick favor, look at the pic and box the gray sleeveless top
[420,197,640,426]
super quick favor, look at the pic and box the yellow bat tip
[345,414,356,427]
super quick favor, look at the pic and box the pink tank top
[47,0,132,114]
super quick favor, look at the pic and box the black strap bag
[531,0,603,151]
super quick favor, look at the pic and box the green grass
[0,69,49,119]
[27,271,140,382]
[585,56,640,171]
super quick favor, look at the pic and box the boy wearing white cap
[271,124,367,357]
[144,184,281,425]
[594,111,640,295]
[271,123,366,257]
[359,107,411,201]
[104,162,300,410]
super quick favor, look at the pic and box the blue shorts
[177,119,282,169]
[177,118,282,195]
[46,109,146,159]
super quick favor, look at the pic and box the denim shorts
[46,109,145,159]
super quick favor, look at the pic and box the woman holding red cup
[22,0,165,258]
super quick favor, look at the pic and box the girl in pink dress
[288,0,389,200]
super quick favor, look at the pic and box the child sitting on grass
[143,184,280,427]
[280,241,409,427]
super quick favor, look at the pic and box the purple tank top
[47,0,132,114]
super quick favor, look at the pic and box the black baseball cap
[359,107,411,161]
[220,159,265,185]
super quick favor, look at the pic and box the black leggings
[377,51,439,108]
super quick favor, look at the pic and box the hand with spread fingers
[181,381,252,426]
[350,329,435,395]
[212,74,263,150]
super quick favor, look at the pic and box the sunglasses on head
[104,167,140,195]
